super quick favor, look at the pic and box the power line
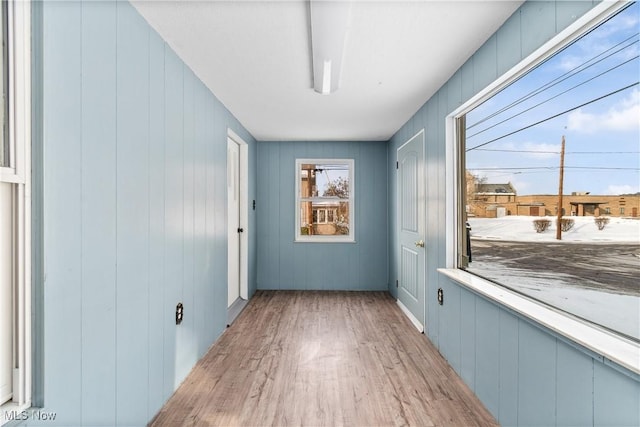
[467,34,639,130]
[565,166,640,170]
[466,82,639,152]
[469,167,556,170]
[473,149,640,154]
[569,151,640,154]
[476,171,559,178]
[473,149,560,153]
[468,166,639,171]
[466,55,639,140]
[470,168,639,180]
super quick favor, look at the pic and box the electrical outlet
[176,303,184,325]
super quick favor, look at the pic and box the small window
[295,159,354,242]
[605,207,611,215]
[620,207,625,215]
[318,209,326,223]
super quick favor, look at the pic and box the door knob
[415,239,425,248]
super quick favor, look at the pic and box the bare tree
[323,177,350,232]
[323,176,349,199]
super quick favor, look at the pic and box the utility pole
[556,136,566,240]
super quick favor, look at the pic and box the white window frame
[0,0,31,423]
[313,208,338,224]
[295,158,355,243]
[317,209,326,223]
[442,0,639,375]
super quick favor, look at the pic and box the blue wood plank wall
[36,1,257,425]
[387,1,640,425]
[256,141,388,291]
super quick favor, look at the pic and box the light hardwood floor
[149,291,498,427]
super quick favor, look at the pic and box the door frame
[396,129,426,332]
[227,129,248,301]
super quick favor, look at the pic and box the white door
[227,138,241,307]
[0,182,12,404]
[397,131,425,331]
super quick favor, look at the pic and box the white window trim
[443,0,639,375]
[0,0,26,184]
[295,158,355,243]
[0,0,31,424]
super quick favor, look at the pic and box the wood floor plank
[149,291,498,427]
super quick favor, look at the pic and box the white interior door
[397,131,425,332]
[0,182,13,404]
[227,139,241,307]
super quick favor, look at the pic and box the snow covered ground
[468,215,640,243]
[467,216,639,340]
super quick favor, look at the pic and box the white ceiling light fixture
[310,0,352,95]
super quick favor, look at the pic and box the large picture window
[457,3,639,341]
[295,159,354,242]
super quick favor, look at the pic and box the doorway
[227,130,248,324]
[396,130,425,332]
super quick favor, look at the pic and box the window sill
[294,237,356,244]
[438,268,640,376]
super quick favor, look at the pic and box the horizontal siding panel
[80,2,117,425]
[517,321,557,426]
[474,297,500,418]
[42,1,83,425]
[116,2,151,424]
[498,309,519,426]
[496,10,522,76]
[147,28,166,420]
[556,342,594,426]
[594,361,640,426]
[520,0,556,58]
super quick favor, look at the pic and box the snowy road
[465,217,640,339]
[467,239,639,340]
[469,240,639,296]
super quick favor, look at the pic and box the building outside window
[295,159,354,242]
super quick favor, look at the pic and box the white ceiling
[132,1,523,141]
